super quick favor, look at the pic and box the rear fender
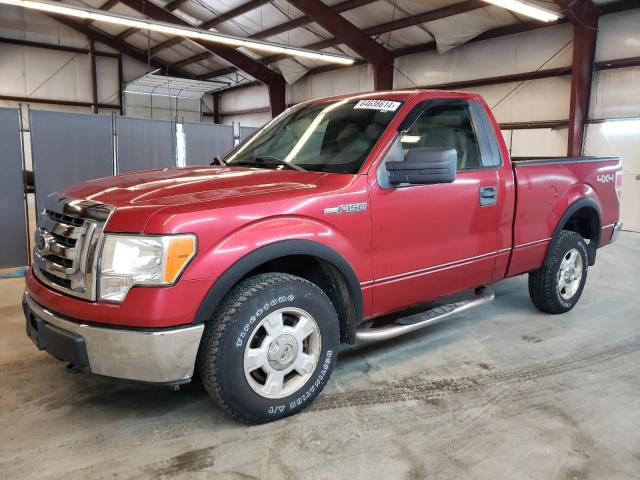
[546,183,602,265]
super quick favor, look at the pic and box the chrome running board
[355,287,495,343]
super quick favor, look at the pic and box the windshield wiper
[210,155,226,166]
[233,156,306,172]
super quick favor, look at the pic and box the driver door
[369,100,501,317]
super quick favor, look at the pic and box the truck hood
[59,166,328,231]
[61,166,327,207]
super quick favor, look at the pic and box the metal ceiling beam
[307,18,567,77]
[0,94,119,110]
[250,0,377,40]
[83,0,120,26]
[114,26,138,41]
[117,0,286,116]
[501,120,568,130]
[166,0,190,10]
[100,0,121,9]
[0,35,119,57]
[266,0,486,61]
[286,0,394,90]
[419,66,572,90]
[166,0,378,70]
[555,0,599,156]
[171,51,212,69]
[147,0,270,55]
[200,0,271,28]
[209,0,640,99]
[556,0,598,26]
[46,14,191,78]
[200,0,486,81]
[211,16,569,92]
[596,56,640,71]
[598,0,640,14]
[114,0,199,41]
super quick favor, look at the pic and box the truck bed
[506,155,622,277]
[511,156,619,165]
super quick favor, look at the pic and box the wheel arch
[192,239,362,344]
[546,197,602,266]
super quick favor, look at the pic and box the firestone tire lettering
[197,273,339,424]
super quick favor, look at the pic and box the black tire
[197,273,339,424]
[528,230,589,314]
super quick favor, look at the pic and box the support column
[89,39,98,114]
[212,92,221,124]
[567,23,597,156]
[286,0,395,92]
[373,59,394,91]
[117,53,124,115]
[268,80,286,117]
[555,0,599,156]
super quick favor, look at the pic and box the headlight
[98,234,197,302]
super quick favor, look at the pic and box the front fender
[187,215,370,282]
[188,216,370,331]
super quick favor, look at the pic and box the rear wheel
[197,273,339,424]
[528,230,589,314]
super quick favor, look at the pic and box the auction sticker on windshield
[354,100,401,111]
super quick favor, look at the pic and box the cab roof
[300,89,483,106]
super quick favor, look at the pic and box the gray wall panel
[30,110,113,221]
[0,108,28,267]
[116,117,176,173]
[239,126,258,140]
[184,122,234,166]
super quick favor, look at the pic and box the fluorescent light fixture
[0,0,356,65]
[483,0,561,22]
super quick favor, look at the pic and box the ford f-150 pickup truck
[23,90,622,423]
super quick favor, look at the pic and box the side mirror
[386,147,456,185]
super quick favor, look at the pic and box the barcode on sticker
[354,100,400,111]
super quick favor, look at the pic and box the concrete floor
[1,233,639,480]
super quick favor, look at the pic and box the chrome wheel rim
[243,307,321,399]
[558,248,583,300]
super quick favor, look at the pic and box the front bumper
[23,292,204,384]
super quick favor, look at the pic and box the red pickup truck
[23,90,622,423]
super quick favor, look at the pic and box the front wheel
[528,230,589,314]
[197,273,339,424]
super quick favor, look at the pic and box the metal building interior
[0,0,639,478]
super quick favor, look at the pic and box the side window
[400,105,482,171]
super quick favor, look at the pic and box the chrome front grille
[33,194,114,301]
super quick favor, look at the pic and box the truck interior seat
[412,114,481,170]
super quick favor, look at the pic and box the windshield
[224,98,403,174]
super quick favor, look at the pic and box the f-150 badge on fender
[323,203,368,214]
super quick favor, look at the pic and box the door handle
[479,186,497,206]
